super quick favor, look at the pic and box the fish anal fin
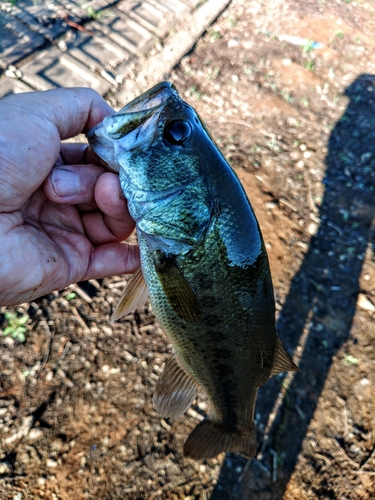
[184,420,257,460]
[271,338,299,376]
[153,355,199,419]
[154,254,201,323]
[111,268,148,322]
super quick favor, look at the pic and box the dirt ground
[1,0,375,498]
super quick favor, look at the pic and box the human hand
[0,88,140,306]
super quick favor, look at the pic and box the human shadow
[210,74,375,498]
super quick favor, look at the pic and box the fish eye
[164,120,192,146]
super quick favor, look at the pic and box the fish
[87,81,298,460]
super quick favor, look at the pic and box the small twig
[71,306,91,334]
[186,407,204,421]
[88,279,101,290]
[279,197,298,212]
[305,175,318,213]
[327,220,344,236]
[57,368,74,388]
[335,394,349,437]
[38,320,53,373]
[57,336,69,359]
[109,384,135,402]
[315,452,331,469]
[334,438,359,469]
[310,212,320,224]
[271,449,278,482]
[235,458,250,486]
[63,15,94,35]
[149,489,163,500]
[4,415,34,444]
[108,280,128,289]
[295,403,306,420]
[254,458,271,477]
[68,284,92,303]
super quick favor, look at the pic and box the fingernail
[51,168,80,197]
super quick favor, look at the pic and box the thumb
[0,88,113,211]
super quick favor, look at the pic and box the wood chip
[71,306,90,333]
[357,293,375,312]
[4,415,34,444]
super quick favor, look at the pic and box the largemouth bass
[87,82,298,460]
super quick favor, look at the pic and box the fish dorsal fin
[111,268,148,322]
[153,355,199,419]
[154,253,201,323]
[271,338,299,376]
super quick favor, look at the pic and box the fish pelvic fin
[184,419,257,460]
[153,355,199,419]
[270,337,299,376]
[111,268,148,322]
[154,253,201,324]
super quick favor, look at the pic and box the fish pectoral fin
[184,420,257,460]
[153,355,199,419]
[270,338,299,376]
[111,268,148,322]
[154,253,201,323]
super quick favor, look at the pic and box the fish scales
[87,82,298,460]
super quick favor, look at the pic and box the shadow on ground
[210,73,375,498]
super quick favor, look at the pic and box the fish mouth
[87,82,180,171]
[120,81,179,113]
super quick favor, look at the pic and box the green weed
[2,312,29,343]
[344,354,359,365]
[280,90,294,103]
[86,6,106,20]
[209,30,222,40]
[302,40,315,54]
[304,60,315,71]
[227,17,237,27]
[188,86,203,100]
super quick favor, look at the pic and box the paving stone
[0,11,46,69]
[16,7,67,40]
[19,46,111,94]
[56,0,115,20]
[66,30,133,80]
[90,10,155,55]
[0,0,50,7]
[2,3,68,41]
[0,76,34,98]
[178,0,202,8]
[152,0,191,16]
[116,0,173,38]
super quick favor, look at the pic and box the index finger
[42,87,114,139]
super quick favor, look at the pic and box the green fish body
[87,82,298,460]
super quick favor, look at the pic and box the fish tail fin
[183,419,257,460]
